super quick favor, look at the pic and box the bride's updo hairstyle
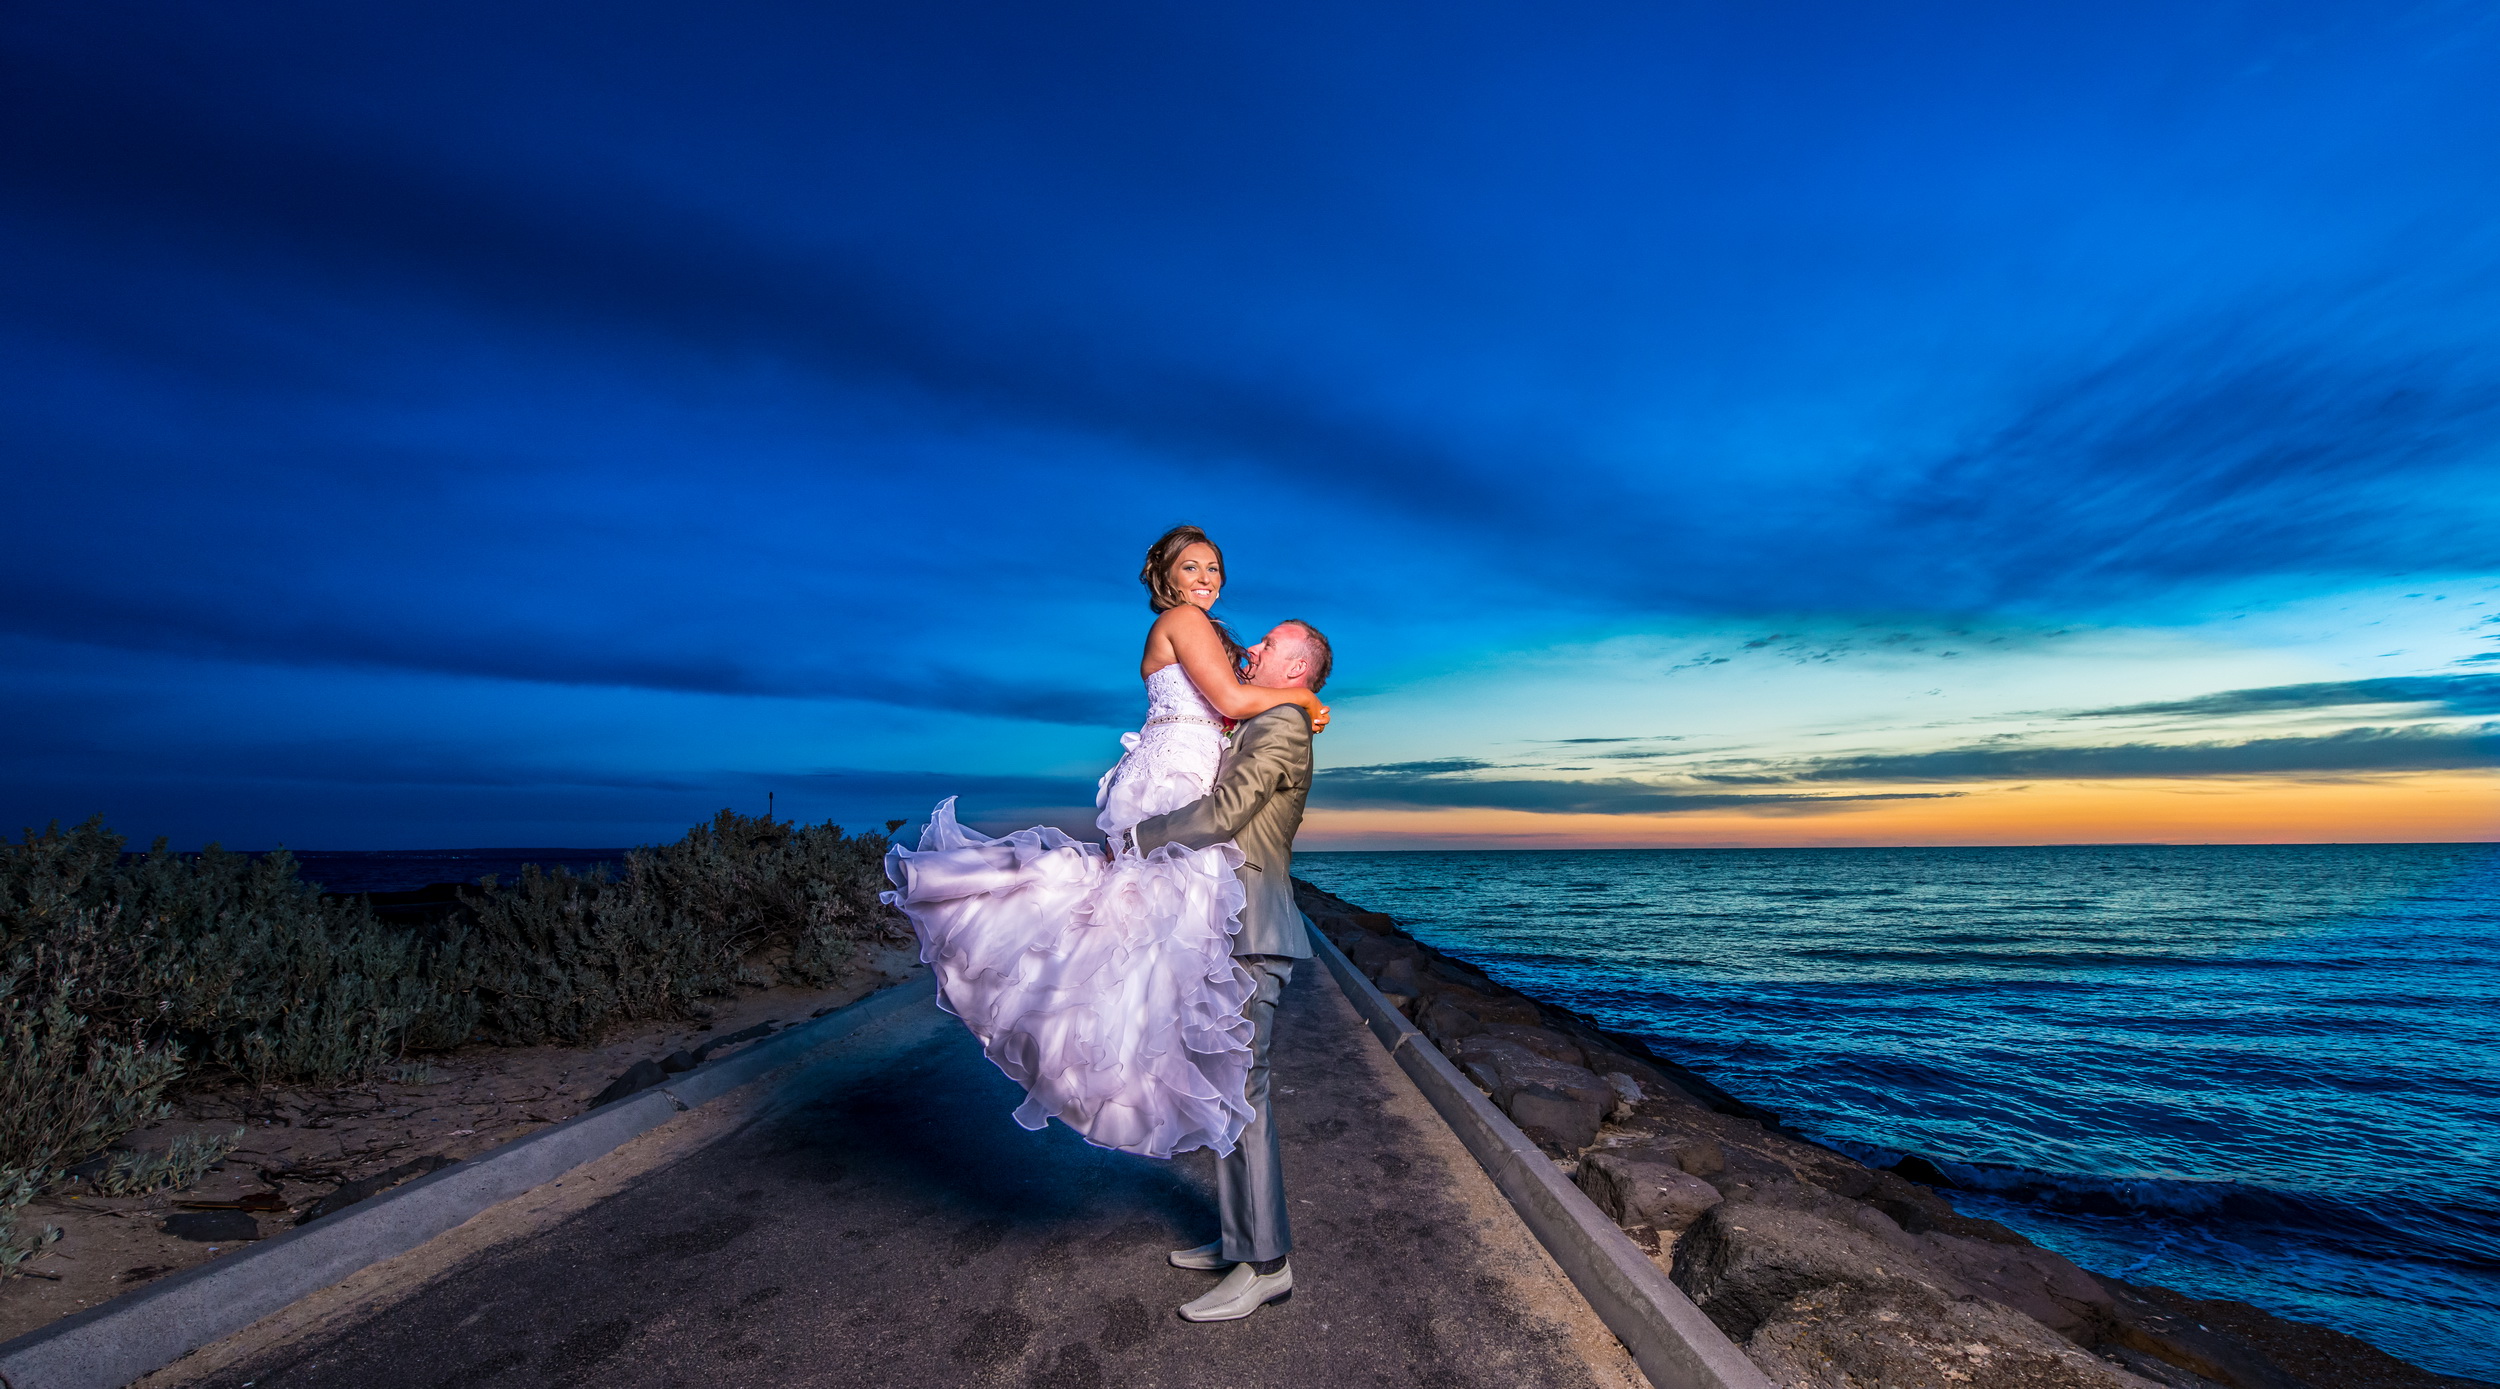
[1140,524,1247,673]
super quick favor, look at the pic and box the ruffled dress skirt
[881,793,1256,1158]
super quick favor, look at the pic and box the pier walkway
[180,957,1644,1388]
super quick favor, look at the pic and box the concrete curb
[1310,924,1773,1389]
[0,974,930,1389]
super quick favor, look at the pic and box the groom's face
[1244,625,1312,689]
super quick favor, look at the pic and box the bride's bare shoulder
[1140,605,1208,678]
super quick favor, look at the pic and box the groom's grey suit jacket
[1130,703,1313,960]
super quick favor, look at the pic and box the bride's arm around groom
[1127,619,1328,963]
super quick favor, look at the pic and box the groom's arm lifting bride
[1121,619,1332,1324]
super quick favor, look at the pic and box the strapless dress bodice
[1143,662,1225,726]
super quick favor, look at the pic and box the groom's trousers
[1219,955,1295,1264]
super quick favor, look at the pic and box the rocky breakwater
[1293,880,2486,1389]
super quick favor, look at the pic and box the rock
[1450,1034,1538,1082]
[1859,1166,2029,1243]
[1374,956,1420,997]
[1581,1046,1675,1090]
[1381,992,1417,1016]
[297,1153,457,1226]
[1350,936,1419,977]
[1639,1127,1726,1178]
[162,1209,261,1243]
[1743,1281,2166,1389]
[1602,1072,1642,1117]
[1417,997,1484,1046]
[2100,1344,2233,1388]
[1800,1159,1877,1200]
[1417,975,1541,1025]
[1338,911,1399,935]
[1577,1152,1724,1231]
[1735,1178,1925,1248]
[1424,952,1497,989]
[175,1188,288,1212]
[2089,1278,2316,1389]
[1670,1196,1965,1339]
[1507,1084,1602,1152]
[1451,1037,1614,1110]
[1891,1153,1955,1186]
[692,1020,778,1062]
[1700,1149,1797,1199]
[1462,1060,1503,1096]
[1475,1023,1585,1066]
[1914,1230,2115,1343]
[594,1057,670,1106]
[660,1050,699,1074]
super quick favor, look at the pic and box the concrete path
[186,958,1645,1389]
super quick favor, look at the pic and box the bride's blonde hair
[1140,524,1246,674]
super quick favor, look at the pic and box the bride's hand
[1300,692,1331,733]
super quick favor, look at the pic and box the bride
[880,526,1331,1159]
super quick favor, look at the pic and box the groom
[1120,619,1331,1323]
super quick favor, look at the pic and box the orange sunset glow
[1301,771,2500,850]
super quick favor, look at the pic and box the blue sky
[4,0,2496,850]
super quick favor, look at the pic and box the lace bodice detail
[1096,665,1230,835]
[1144,662,1225,726]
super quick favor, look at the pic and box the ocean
[287,848,630,895]
[1296,843,2500,1381]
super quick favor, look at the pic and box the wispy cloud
[1315,758,1961,816]
[1706,724,2499,783]
[1861,330,2500,608]
[2070,675,2500,719]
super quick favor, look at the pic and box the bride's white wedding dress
[880,664,1257,1158]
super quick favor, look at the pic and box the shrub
[94,1129,245,1198]
[456,811,903,1044]
[460,863,707,1046]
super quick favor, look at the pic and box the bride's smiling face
[1169,543,1223,611]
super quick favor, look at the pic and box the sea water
[1296,843,2500,1381]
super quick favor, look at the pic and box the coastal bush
[93,1128,246,1198]
[0,810,901,1268]
[0,913,185,1275]
[457,811,902,1043]
[459,864,704,1045]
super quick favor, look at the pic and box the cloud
[1709,724,2500,783]
[2073,675,2500,720]
[0,605,1135,726]
[1314,758,1960,816]
[0,48,1524,531]
[1859,329,2500,608]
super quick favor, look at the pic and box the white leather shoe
[1178,1260,1292,1322]
[1168,1240,1230,1271]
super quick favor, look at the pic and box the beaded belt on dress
[1145,715,1225,729]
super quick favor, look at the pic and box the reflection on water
[1298,843,2500,1380]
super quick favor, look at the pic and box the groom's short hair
[1280,620,1333,692]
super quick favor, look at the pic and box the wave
[1831,1143,2500,1267]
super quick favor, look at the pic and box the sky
[3,0,2496,851]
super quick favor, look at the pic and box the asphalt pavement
[194,959,1642,1389]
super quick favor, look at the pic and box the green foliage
[95,1128,245,1198]
[456,811,902,1044]
[0,1174,61,1279]
[0,810,901,1263]
[460,864,701,1046]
